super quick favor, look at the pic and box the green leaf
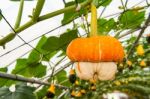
[12,59,46,77]
[42,37,60,51]
[28,36,47,63]
[118,10,145,29]
[36,86,49,99]
[0,83,36,99]
[61,1,87,25]
[0,79,15,87]
[97,18,117,35]
[0,67,7,72]
[42,51,58,61]
[55,70,71,87]
[99,0,112,7]
[59,29,78,51]
[55,70,67,83]
[42,29,78,54]
[28,36,56,63]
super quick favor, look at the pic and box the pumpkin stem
[90,3,98,37]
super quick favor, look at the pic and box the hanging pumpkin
[67,36,124,81]
[66,4,124,81]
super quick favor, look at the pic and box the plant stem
[14,0,24,29]
[90,3,98,37]
[0,0,92,46]
[32,0,45,22]
[38,0,92,21]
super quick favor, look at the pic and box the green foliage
[97,18,117,35]
[0,0,150,98]
[36,86,49,99]
[62,0,112,25]
[27,36,56,63]
[118,10,145,29]
[0,83,36,99]
[0,67,7,72]
[55,70,71,87]
[62,1,87,25]
[0,67,15,87]
[42,29,78,53]
[12,59,46,78]
[117,84,150,95]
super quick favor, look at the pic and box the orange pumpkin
[67,36,124,81]
[67,36,124,62]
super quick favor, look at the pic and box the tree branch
[0,0,92,46]
[0,72,69,90]
[127,14,150,58]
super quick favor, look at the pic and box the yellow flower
[76,91,82,97]
[48,84,55,94]
[89,79,96,84]
[136,45,144,56]
[140,60,146,67]
[80,89,86,94]
[126,60,132,66]
[75,80,79,85]
[71,90,76,97]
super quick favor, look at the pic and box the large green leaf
[28,36,57,63]
[42,29,78,53]
[59,29,78,51]
[42,37,60,52]
[97,18,117,35]
[0,83,36,99]
[118,10,145,29]
[12,59,46,78]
